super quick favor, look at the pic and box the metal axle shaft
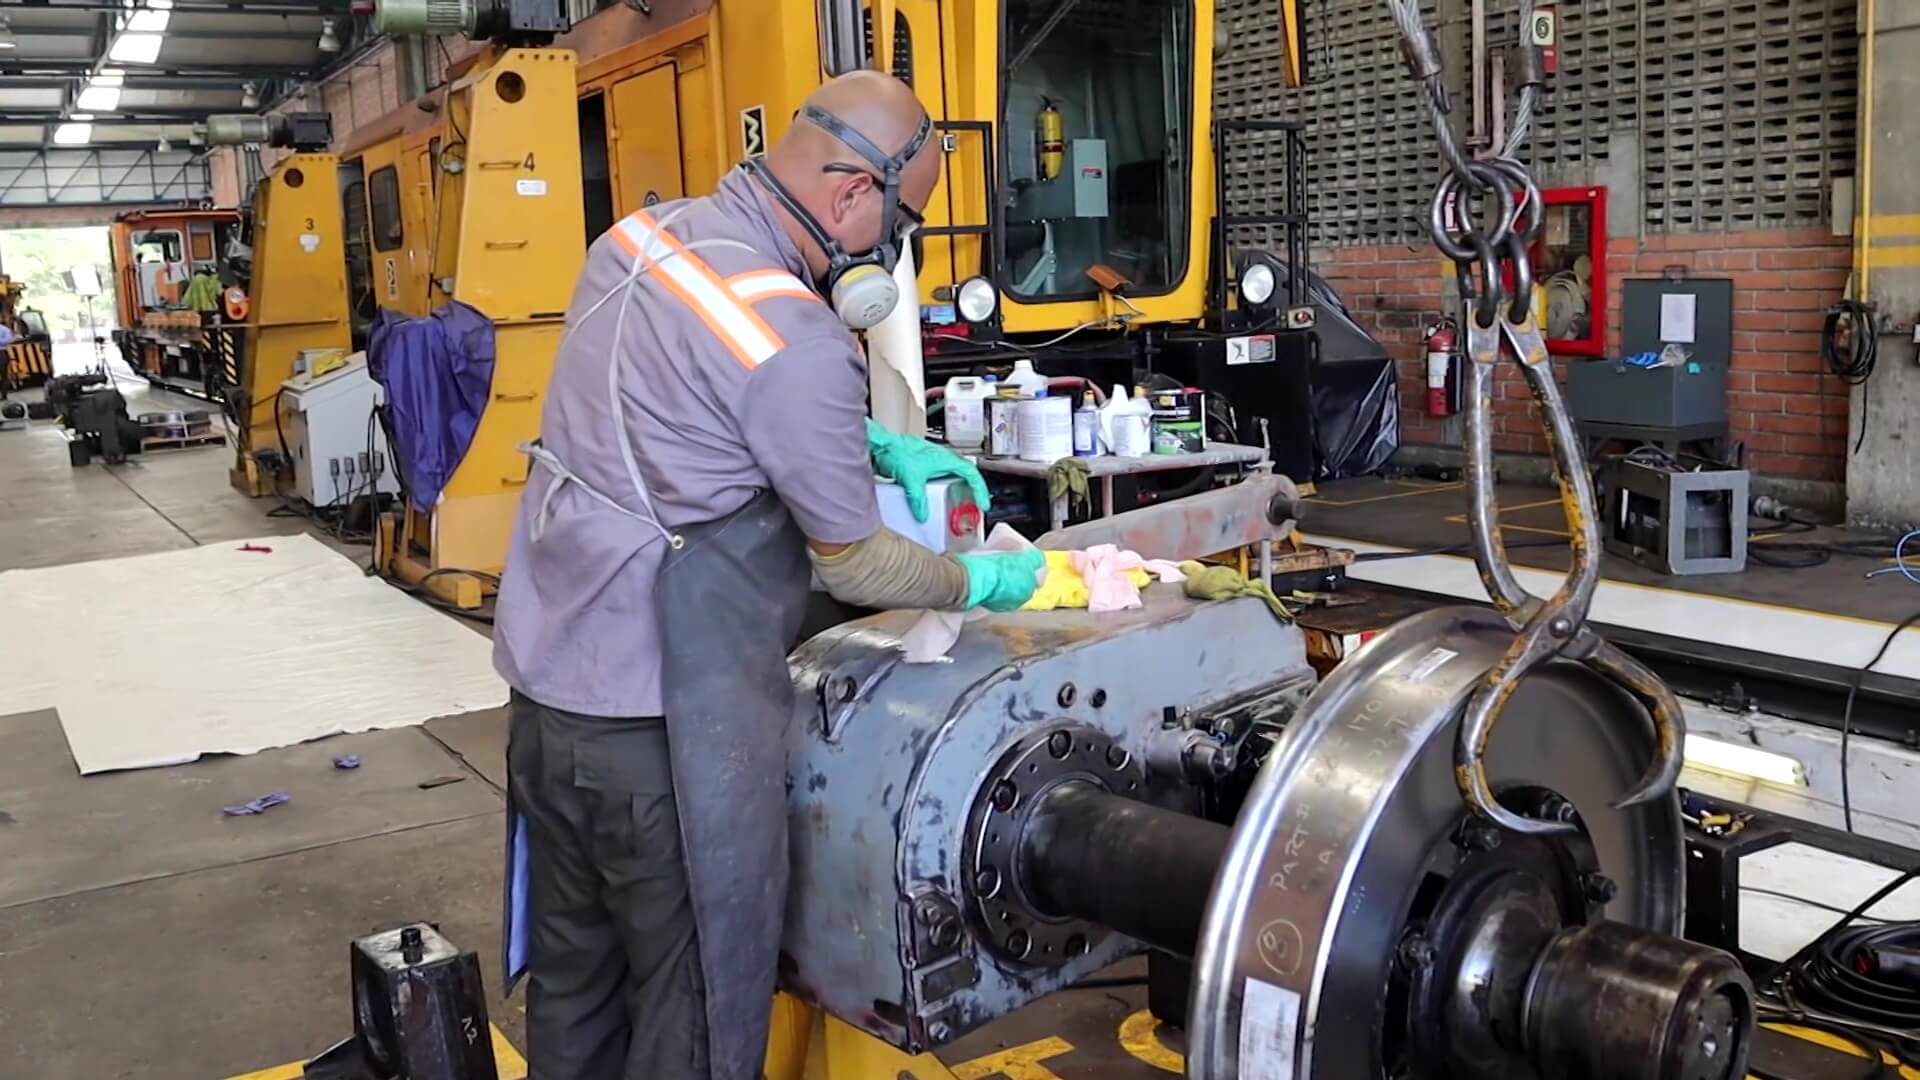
[1018,782,1230,957]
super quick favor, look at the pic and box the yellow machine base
[230,457,276,498]
[766,995,956,1080]
[376,512,491,610]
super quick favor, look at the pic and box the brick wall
[1318,228,1855,482]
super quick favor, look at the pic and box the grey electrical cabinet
[1569,279,1733,430]
[1022,139,1109,220]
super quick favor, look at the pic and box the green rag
[1177,560,1297,623]
[1047,457,1092,516]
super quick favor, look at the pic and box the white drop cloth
[0,533,508,774]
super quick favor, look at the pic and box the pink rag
[1068,544,1188,612]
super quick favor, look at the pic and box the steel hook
[1453,629,1579,837]
[1583,643,1687,809]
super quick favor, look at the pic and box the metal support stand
[1600,457,1749,576]
[1580,419,1729,464]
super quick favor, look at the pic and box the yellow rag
[1176,560,1297,623]
[1021,550,1150,610]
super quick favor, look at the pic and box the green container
[1149,389,1204,455]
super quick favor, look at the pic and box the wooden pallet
[141,430,227,452]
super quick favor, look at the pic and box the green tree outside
[0,227,118,344]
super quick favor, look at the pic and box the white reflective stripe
[611,215,783,366]
[729,270,813,300]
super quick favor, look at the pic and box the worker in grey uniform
[492,70,1045,1080]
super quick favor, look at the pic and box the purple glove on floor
[223,791,289,816]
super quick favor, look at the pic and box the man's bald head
[762,70,940,281]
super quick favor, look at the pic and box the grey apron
[655,486,812,1080]
[499,487,809,1080]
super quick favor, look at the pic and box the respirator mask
[744,104,931,330]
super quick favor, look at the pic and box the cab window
[1001,0,1195,302]
[368,166,404,252]
[133,230,183,263]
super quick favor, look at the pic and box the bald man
[492,71,1042,1080]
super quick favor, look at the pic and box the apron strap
[520,440,684,551]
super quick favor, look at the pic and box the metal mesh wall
[1214,0,1860,246]
[1542,0,1858,231]
[1216,0,1441,250]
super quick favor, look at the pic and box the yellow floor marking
[1117,1009,1184,1073]
[223,1024,526,1080]
[1763,1023,1920,1080]
[1441,513,1569,538]
[1313,482,1465,507]
[1486,496,1565,513]
[951,1035,1075,1080]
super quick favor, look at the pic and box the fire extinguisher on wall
[1424,319,1457,417]
[1036,97,1065,182]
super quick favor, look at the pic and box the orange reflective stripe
[607,212,762,368]
[625,210,787,369]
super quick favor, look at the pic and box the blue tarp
[367,301,496,510]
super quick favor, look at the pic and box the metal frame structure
[1682,790,1918,973]
[1211,116,1310,315]
[0,1,369,194]
[0,147,207,205]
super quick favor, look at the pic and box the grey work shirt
[493,169,879,717]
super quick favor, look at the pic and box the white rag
[901,524,1034,663]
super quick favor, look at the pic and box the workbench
[974,442,1271,532]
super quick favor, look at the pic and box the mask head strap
[741,156,839,261]
[803,104,931,257]
[801,104,932,180]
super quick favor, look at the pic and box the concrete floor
[0,368,1172,1079]
[0,371,530,1078]
[1307,475,1914,623]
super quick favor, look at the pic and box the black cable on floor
[1840,609,1920,833]
[1757,865,1920,1075]
[1742,886,1891,924]
[1351,536,1569,562]
[1747,516,1907,572]
[1762,865,1920,993]
[1822,300,1878,456]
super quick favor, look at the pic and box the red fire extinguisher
[1424,319,1456,417]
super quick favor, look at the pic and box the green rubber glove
[866,418,992,522]
[955,548,1047,612]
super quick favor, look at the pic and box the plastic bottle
[943,375,991,450]
[1101,383,1151,459]
[1003,358,1049,399]
[1072,390,1102,457]
[1096,384,1127,456]
[987,387,1022,457]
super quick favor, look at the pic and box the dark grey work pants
[507,691,709,1080]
